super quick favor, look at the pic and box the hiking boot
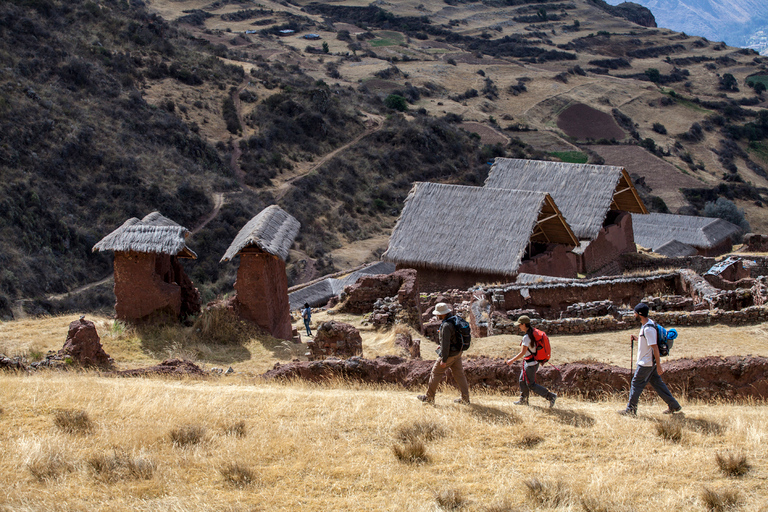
[453,398,470,405]
[618,409,636,417]
[548,393,557,409]
[662,405,682,414]
[513,400,529,406]
[417,395,434,404]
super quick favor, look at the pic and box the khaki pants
[425,353,469,401]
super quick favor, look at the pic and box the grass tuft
[580,496,634,512]
[169,424,206,447]
[53,409,94,435]
[219,462,256,488]
[223,420,247,437]
[483,500,520,512]
[394,419,447,443]
[392,439,429,464]
[28,450,73,482]
[517,433,544,449]
[701,487,740,512]
[655,419,683,443]
[87,451,154,482]
[434,488,466,510]
[193,308,251,345]
[715,451,750,477]
[524,477,572,507]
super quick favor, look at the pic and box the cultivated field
[2,315,768,510]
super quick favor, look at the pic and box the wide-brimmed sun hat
[514,315,531,326]
[433,302,452,316]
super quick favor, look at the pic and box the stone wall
[491,305,768,336]
[400,265,512,294]
[744,233,768,252]
[619,252,717,275]
[262,355,768,401]
[234,251,292,340]
[488,273,680,319]
[339,269,422,332]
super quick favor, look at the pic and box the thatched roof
[92,212,196,258]
[221,205,300,262]
[485,158,648,240]
[631,213,742,251]
[654,240,697,258]
[382,182,577,276]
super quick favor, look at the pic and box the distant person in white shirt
[619,302,681,416]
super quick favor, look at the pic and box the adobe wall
[114,252,182,321]
[517,244,578,278]
[398,265,513,294]
[490,273,680,319]
[234,252,292,340]
[619,253,717,275]
[744,233,768,252]
[700,238,734,257]
[579,211,636,275]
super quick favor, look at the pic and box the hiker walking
[619,303,682,416]
[301,303,312,337]
[417,303,470,405]
[505,315,556,408]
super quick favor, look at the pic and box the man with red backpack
[505,315,556,408]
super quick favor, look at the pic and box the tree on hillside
[704,197,750,234]
[384,94,408,112]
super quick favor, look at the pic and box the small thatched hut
[631,213,742,257]
[92,212,201,322]
[382,183,578,291]
[485,158,648,274]
[221,205,300,340]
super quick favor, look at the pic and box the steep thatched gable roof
[92,212,196,258]
[485,158,647,240]
[382,182,577,276]
[631,213,742,251]
[221,205,300,262]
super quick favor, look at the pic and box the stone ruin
[59,317,112,367]
[394,330,420,359]
[337,269,422,332]
[306,321,363,361]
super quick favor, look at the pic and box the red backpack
[524,328,551,364]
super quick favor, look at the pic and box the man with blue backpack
[619,302,682,416]
[417,302,471,405]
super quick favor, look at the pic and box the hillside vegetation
[2,0,768,319]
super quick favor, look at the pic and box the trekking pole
[630,336,634,373]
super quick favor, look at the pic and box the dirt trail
[272,113,384,201]
[191,192,225,235]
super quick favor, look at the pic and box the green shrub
[384,94,408,112]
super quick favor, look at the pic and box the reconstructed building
[92,212,200,322]
[221,205,300,340]
[382,182,578,292]
[485,159,648,275]
[631,212,742,257]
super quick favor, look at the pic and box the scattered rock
[394,331,420,359]
[112,359,206,377]
[306,321,363,360]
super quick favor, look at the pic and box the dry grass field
[2,314,768,510]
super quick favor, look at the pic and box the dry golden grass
[1,372,767,511]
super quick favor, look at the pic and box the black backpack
[446,315,471,352]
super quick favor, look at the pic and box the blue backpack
[655,323,677,357]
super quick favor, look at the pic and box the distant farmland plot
[556,103,625,141]
[370,31,404,47]
[747,74,768,87]
[548,151,588,163]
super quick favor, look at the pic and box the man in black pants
[506,315,556,408]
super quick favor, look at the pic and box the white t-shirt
[521,334,538,367]
[637,319,657,367]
